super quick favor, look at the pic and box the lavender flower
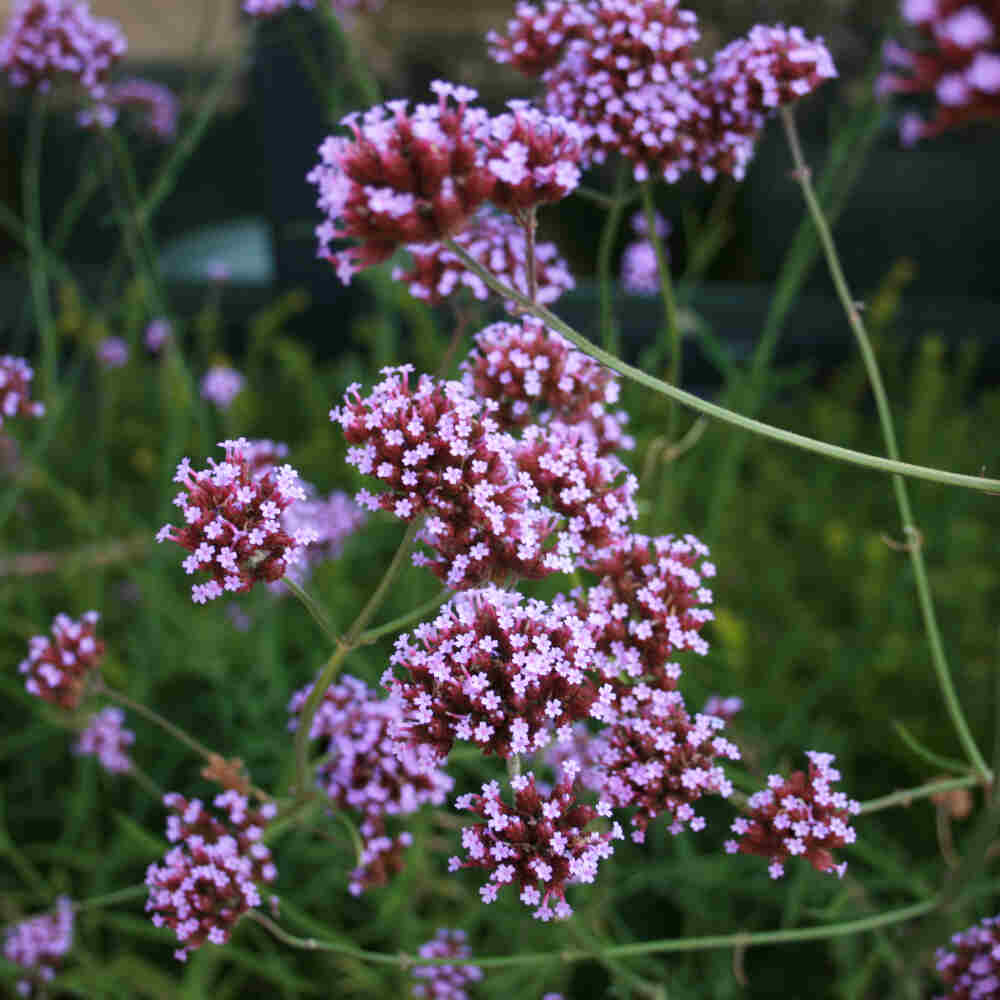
[97,336,129,369]
[3,896,73,997]
[107,78,178,141]
[144,318,172,353]
[622,210,671,295]
[934,914,1000,999]
[279,489,366,586]
[74,707,134,774]
[200,366,244,409]
[487,0,592,77]
[0,355,45,429]
[19,611,103,709]
[703,695,743,721]
[411,929,483,999]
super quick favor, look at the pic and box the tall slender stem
[441,239,1000,495]
[283,577,341,646]
[523,208,538,304]
[859,774,987,815]
[780,105,989,779]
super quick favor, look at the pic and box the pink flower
[0,355,45,429]
[145,791,278,960]
[156,438,315,604]
[934,914,1000,999]
[144,319,172,353]
[3,896,73,997]
[74,707,134,774]
[703,694,743,721]
[724,751,860,880]
[200,366,244,409]
[411,929,483,999]
[279,489,366,586]
[106,78,178,141]
[97,336,129,369]
[621,240,661,295]
[19,611,103,709]
[487,1,592,77]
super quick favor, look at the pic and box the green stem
[892,721,972,776]
[356,590,450,647]
[317,2,380,105]
[780,105,989,779]
[283,578,342,646]
[441,239,1000,495]
[72,885,147,912]
[859,774,987,815]
[596,163,629,353]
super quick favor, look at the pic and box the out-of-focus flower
[394,213,575,310]
[97,336,129,369]
[934,914,1000,999]
[622,210,672,295]
[107,78,178,141]
[200,366,244,409]
[487,0,592,77]
[205,259,231,283]
[878,0,1000,143]
[411,929,483,999]
[144,318,172,353]
[145,791,277,961]
[279,489,366,586]
[74,707,134,774]
[309,82,495,285]
[244,0,384,16]
[703,695,743,720]
[449,766,623,920]
[542,721,607,794]
[725,751,860,879]
[156,438,315,604]
[19,611,103,709]
[0,355,45,429]
[225,602,253,632]
[3,896,73,997]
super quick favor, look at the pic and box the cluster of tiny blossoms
[0,0,126,120]
[0,355,45,430]
[288,673,452,894]
[725,751,860,879]
[74,707,134,775]
[934,914,1000,999]
[450,765,623,920]
[411,929,483,999]
[279,488,366,587]
[19,611,103,709]
[145,791,277,961]
[242,0,383,17]
[3,896,73,998]
[621,210,671,296]
[394,213,574,309]
[878,0,1000,144]
[156,438,315,604]
[104,78,178,141]
[200,366,244,409]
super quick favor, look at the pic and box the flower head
[934,913,1000,999]
[703,694,743,721]
[411,928,483,999]
[105,78,178,141]
[487,0,592,77]
[74,707,134,774]
[156,438,315,604]
[0,355,45,429]
[450,772,622,920]
[19,611,103,709]
[145,791,277,961]
[3,896,73,997]
[97,336,129,369]
[144,319,172,353]
[725,751,860,879]
[279,489,366,586]
[200,366,244,409]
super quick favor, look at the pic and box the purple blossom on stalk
[725,751,860,879]
[74,707,134,774]
[411,929,483,999]
[0,355,45,429]
[622,210,672,294]
[96,336,129,369]
[703,694,743,721]
[144,318,172,353]
[449,766,623,920]
[599,685,740,842]
[309,82,496,285]
[200,366,244,409]
[279,489,367,586]
[19,611,103,709]
[3,896,73,997]
[106,78,178,141]
[145,791,277,961]
[487,1,593,77]
[542,721,608,794]
[155,438,315,604]
[394,213,575,310]
[934,914,1000,999]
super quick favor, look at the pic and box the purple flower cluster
[878,0,1000,143]
[156,438,315,604]
[200,366,244,409]
[0,355,45,429]
[144,318,172,353]
[97,336,129,369]
[411,928,483,999]
[106,78,178,141]
[934,914,1000,999]
[703,694,743,721]
[3,896,73,998]
[394,213,575,310]
[725,751,860,879]
[145,791,278,961]
[288,673,452,894]
[19,610,103,709]
[449,765,623,920]
[621,210,671,296]
[74,707,134,774]
[279,488,367,586]
[0,0,126,121]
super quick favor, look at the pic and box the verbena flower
[449,766,623,920]
[725,750,860,879]
[200,366,244,409]
[487,0,593,77]
[19,611,103,709]
[144,318,172,353]
[145,791,278,961]
[74,707,134,774]
[309,82,495,285]
[385,587,611,760]
[394,213,575,310]
[0,355,45,429]
[156,438,315,604]
[934,914,1000,999]
[3,896,73,998]
[621,240,661,295]
[411,928,483,999]
[0,0,126,120]
[703,694,743,721]
[684,75,763,182]
[542,720,608,794]
[96,336,129,369]
[878,0,1000,143]
[106,78,178,141]
[600,685,739,842]
[279,489,367,586]
[288,673,452,893]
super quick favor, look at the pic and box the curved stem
[72,885,147,913]
[356,590,449,647]
[860,774,987,815]
[442,239,1000,495]
[780,105,989,778]
[283,578,341,646]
